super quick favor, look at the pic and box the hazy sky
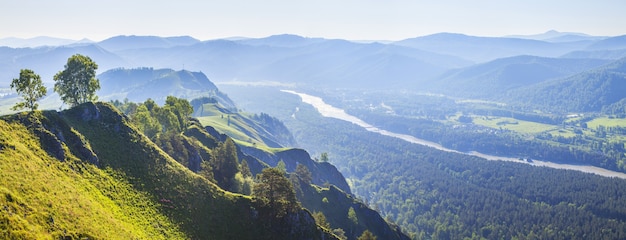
[1,0,624,41]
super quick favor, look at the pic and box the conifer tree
[213,138,239,190]
[295,163,313,184]
[253,167,299,216]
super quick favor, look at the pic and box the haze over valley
[3,0,626,239]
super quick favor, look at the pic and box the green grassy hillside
[0,103,329,239]
[0,112,186,239]
[196,103,294,149]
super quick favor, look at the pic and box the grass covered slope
[1,103,329,239]
[196,103,295,149]
[0,113,186,239]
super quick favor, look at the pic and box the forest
[224,85,626,239]
[287,104,626,239]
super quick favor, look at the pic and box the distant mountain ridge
[235,34,327,48]
[427,55,612,98]
[586,35,626,50]
[97,35,200,52]
[0,43,127,87]
[0,36,93,48]
[1,32,625,111]
[394,32,593,62]
[506,57,626,113]
[506,30,606,42]
[97,67,235,108]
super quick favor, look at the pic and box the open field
[586,117,626,129]
[472,116,557,134]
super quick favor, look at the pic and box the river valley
[282,90,626,179]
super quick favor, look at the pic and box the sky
[1,0,625,41]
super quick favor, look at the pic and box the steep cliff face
[0,103,334,240]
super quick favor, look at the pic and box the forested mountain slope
[507,57,626,113]
[427,55,610,98]
[223,85,626,239]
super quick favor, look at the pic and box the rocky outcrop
[241,146,352,194]
[4,110,99,165]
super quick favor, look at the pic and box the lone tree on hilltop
[54,54,100,107]
[10,69,47,112]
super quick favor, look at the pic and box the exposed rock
[241,146,352,194]
[205,126,228,142]
[33,127,66,161]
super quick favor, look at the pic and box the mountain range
[0,36,93,48]
[0,31,621,88]
[3,31,626,239]
[425,55,612,99]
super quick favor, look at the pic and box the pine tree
[295,163,313,184]
[213,138,239,190]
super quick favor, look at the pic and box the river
[282,90,626,179]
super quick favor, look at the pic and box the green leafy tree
[320,152,329,162]
[348,206,359,236]
[253,167,299,216]
[312,211,331,229]
[199,160,215,183]
[240,159,252,178]
[156,107,180,133]
[110,98,138,115]
[348,207,358,224]
[276,159,286,173]
[144,98,158,112]
[132,104,162,139]
[357,230,377,240]
[53,54,100,107]
[295,163,312,184]
[10,69,47,111]
[213,138,240,190]
[165,96,193,129]
[332,228,348,240]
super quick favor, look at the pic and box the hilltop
[98,67,235,108]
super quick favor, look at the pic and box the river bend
[282,90,626,179]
